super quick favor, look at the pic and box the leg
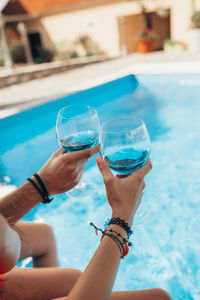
[51,289,172,300]
[110,289,172,300]
[3,266,81,300]
[52,289,172,300]
[3,268,171,300]
[16,222,58,267]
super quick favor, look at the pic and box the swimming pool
[0,74,200,299]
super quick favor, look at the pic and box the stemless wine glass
[100,117,151,225]
[56,104,100,198]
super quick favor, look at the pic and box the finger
[96,156,114,184]
[67,144,99,161]
[141,180,146,190]
[129,158,152,180]
[76,168,84,182]
[136,192,143,209]
[116,174,130,179]
[80,158,88,164]
[52,147,64,157]
[69,160,86,174]
[70,167,84,187]
[73,164,85,176]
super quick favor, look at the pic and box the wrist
[111,210,133,227]
[27,174,53,204]
[107,216,134,241]
[25,179,44,203]
[37,171,53,196]
[108,224,128,240]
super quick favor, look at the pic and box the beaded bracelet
[104,217,133,239]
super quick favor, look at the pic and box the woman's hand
[96,157,152,226]
[38,146,99,195]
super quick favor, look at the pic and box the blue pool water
[0,74,200,299]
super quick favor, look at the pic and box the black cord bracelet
[27,178,44,199]
[33,174,49,195]
[27,176,53,204]
[33,173,53,204]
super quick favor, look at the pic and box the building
[0,0,199,65]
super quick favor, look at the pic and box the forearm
[67,225,126,300]
[0,180,42,224]
[72,155,150,300]
[0,146,99,224]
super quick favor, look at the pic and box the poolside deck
[1,50,200,119]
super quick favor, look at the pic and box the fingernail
[96,156,103,163]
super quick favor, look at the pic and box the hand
[38,146,99,195]
[96,157,152,226]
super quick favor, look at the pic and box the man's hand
[38,146,99,195]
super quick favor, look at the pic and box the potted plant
[163,39,185,52]
[191,10,200,28]
[188,11,200,52]
[136,28,155,53]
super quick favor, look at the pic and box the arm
[0,214,21,274]
[0,181,43,225]
[0,146,98,224]
[67,157,152,300]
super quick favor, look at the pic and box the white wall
[40,0,195,56]
[41,1,142,57]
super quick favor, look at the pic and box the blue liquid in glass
[104,148,149,174]
[60,131,99,152]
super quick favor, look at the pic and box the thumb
[96,156,114,183]
[130,158,152,181]
[52,147,65,157]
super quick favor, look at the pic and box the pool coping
[1,60,200,119]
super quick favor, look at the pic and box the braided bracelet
[105,229,132,247]
[104,217,133,239]
[90,222,132,259]
[101,232,124,258]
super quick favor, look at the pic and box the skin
[0,148,172,300]
[0,146,99,224]
[53,157,171,300]
[16,222,59,268]
[0,146,97,296]
[0,214,21,274]
[65,157,152,300]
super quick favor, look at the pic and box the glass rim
[57,104,98,120]
[100,117,146,134]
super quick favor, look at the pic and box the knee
[154,288,172,300]
[68,268,82,282]
[71,268,82,279]
[38,223,56,243]
[61,268,82,285]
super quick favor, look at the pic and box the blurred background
[1,0,200,109]
[0,0,200,69]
